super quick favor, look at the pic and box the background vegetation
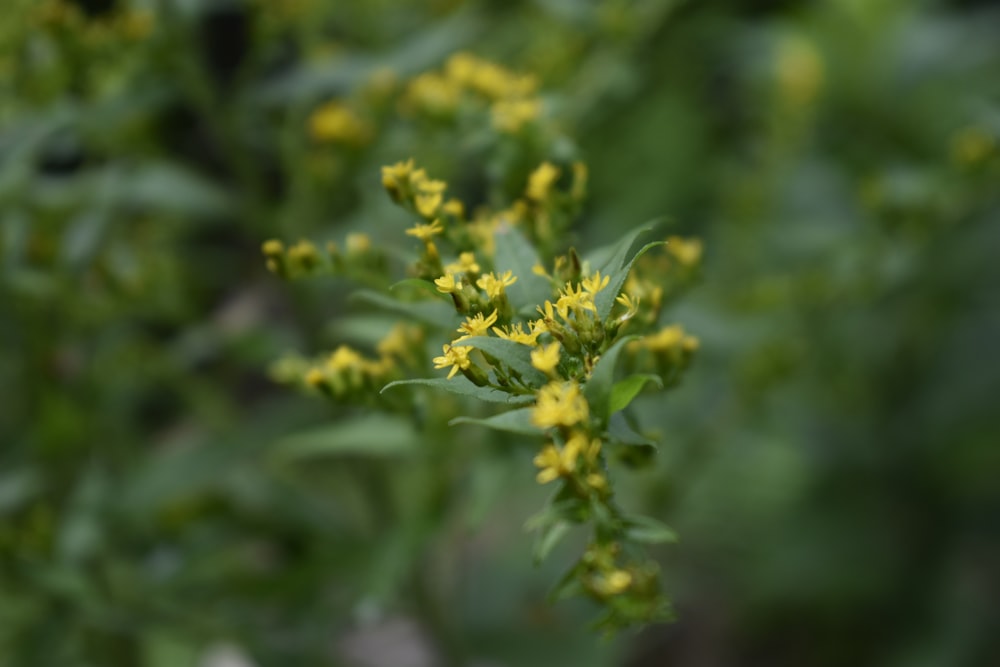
[1,0,998,665]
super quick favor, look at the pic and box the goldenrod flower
[532,381,589,429]
[556,283,596,317]
[327,345,363,372]
[666,236,703,268]
[443,251,480,275]
[433,344,472,379]
[415,192,443,218]
[406,219,444,242]
[477,271,517,299]
[434,274,461,294]
[581,270,610,295]
[442,198,465,218]
[381,159,414,198]
[261,239,284,257]
[305,367,326,388]
[531,341,561,376]
[492,323,541,346]
[308,100,372,145]
[599,570,633,596]
[615,293,640,321]
[526,162,560,202]
[491,98,540,133]
[345,233,371,255]
[457,309,498,339]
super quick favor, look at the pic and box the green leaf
[452,336,547,386]
[534,521,571,564]
[381,377,533,405]
[606,412,656,447]
[585,220,661,274]
[389,278,449,301]
[595,240,667,320]
[351,289,457,327]
[583,335,639,422]
[271,414,418,461]
[623,515,678,544]
[609,374,663,413]
[493,222,552,310]
[449,407,543,437]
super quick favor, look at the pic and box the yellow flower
[666,236,703,268]
[457,309,498,339]
[415,192,443,218]
[443,251,480,275]
[406,219,444,242]
[477,271,518,299]
[308,100,372,145]
[432,344,472,379]
[304,367,326,388]
[526,161,560,202]
[556,283,596,317]
[615,293,640,321]
[491,98,540,133]
[442,198,465,218]
[434,273,462,294]
[531,341,561,376]
[492,323,541,346]
[261,239,284,257]
[381,159,414,198]
[345,233,371,255]
[581,270,610,295]
[531,381,589,429]
[327,345,363,372]
[600,570,633,595]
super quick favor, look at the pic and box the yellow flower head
[432,344,472,379]
[345,233,371,255]
[381,159,414,195]
[443,251,480,275]
[531,381,589,429]
[615,292,641,321]
[434,273,462,294]
[531,341,561,376]
[457,309,498,339]
[581,270,610,295]
[666,236,703,268]
[442,198,465,218]
[327,345,363,372]
[556,283,597,317]
[491,98,541,134]
[308,100,372,145]
[492,323,541,346]
[305,367,326,388]
[526,161,561,202]
[477,271,518,299]
[406,219,444,242]
[262,239,284,257]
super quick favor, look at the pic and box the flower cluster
[404,52,541,133]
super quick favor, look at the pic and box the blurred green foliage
[1,0,998,666]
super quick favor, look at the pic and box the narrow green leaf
[534,520,571,564]
[609,374,663,414]
[623,515,678,544]
[449,407,543,436]
[595,240,667,319]
[583,335,639,422]
[493,222,552,310]
[351,289,457,327]
[452,336,547,386]
[381,377,533,405]
[586,220,661,274]
[271,414,418,460]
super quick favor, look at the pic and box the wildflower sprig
[264,154,703,631]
